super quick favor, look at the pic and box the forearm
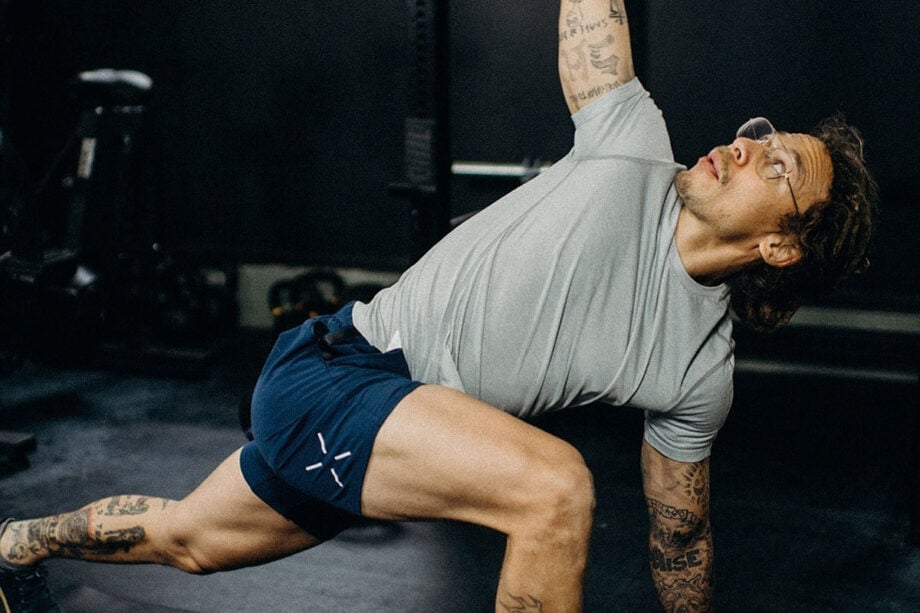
[647,499,713,611]
[641,441,715,612]
[558,0,635,113]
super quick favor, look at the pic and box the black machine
[388,0,453,261]
[0,69,151,366]
[0,66,237,373]
[0,68,238,467]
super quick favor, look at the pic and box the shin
[1,495,173,567]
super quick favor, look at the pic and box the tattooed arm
[641,439,714,612]
[558,0,635,114]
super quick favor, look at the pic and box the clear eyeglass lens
[759,153,786,180]
[738,118,793,180]
[737,118,775,142]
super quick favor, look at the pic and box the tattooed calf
[102,495,151,517]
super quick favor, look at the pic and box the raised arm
[558,0,636,114]
[641,439,714,612]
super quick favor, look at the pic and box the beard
[674,169,699,209]
[674,160,728,216]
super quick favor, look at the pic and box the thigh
[361,385,587,535]
[166,448,321,571]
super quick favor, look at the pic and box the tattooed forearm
[646,498,703,549]
[654,573,711,613]
[609,0,626,23]
[559,17,621,80]
[588,35,619,75]
[559,0,634,112]
[640,444,714,611]
[499,593,544,612]
[650,544,705,573]
[682,464,710,507]
[646,498,713,612]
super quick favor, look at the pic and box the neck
[674,206,761,286]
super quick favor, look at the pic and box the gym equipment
[0,128,26,255]
[0,68,151,470]
[0,68,152,365]
[2,65,238,379]
[268,268,346,338]
[388,0,452,261]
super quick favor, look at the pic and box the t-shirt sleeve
[643,357,734,463]
[571,78,675,163]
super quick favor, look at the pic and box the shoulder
[571,78,674,163]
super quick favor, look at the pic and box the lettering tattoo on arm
[559,0,632,109]
[642,454,714,612]
[609,0,626,23]
[646,497,713,611]
[641,450,714,611]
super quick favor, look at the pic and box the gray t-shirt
[353,78,734,462]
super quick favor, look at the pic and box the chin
[674,169,695,203]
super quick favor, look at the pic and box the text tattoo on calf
[104,495,151,516]
[4,496,152,562]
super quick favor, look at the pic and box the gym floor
[1,329,917,612]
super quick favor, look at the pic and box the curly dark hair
[727,114,879,332]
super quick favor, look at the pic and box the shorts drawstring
[313,321,361,360]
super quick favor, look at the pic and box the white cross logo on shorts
[304,432,352,488]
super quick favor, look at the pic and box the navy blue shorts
[240,302,422,539]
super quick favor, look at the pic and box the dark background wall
[2,0,917,306]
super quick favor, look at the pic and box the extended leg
[0,448,320,573]
[362,385,596,612]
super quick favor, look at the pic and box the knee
[516,444,595,541]
[165,534,219,575]
[158,513,223,575]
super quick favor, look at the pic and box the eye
[766,149,793,178]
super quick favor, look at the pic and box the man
[0,1,876,611]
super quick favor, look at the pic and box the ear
[759,233,802,268]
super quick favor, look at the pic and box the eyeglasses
[736,117,801,215]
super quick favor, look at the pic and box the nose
[730,137,759,167]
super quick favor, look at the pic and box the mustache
[714,147,730,185]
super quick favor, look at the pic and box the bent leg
[362,385,595,612]
[0,448,321,574]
